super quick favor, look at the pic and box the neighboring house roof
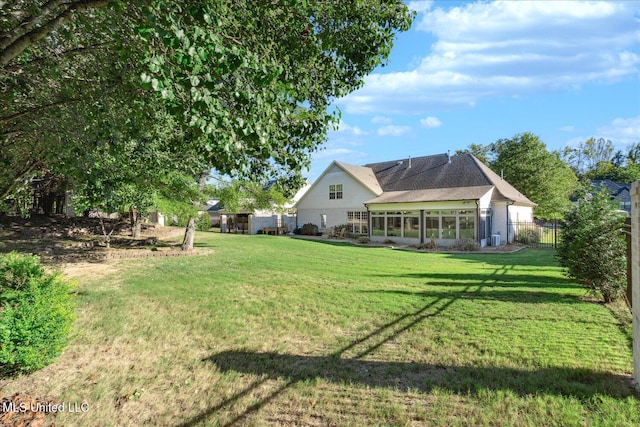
[591,180,632,201]
[590,180,632,210]
[364,153,535,206]
[591,179,631,193]
[207,201,224,212]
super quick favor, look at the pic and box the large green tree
[140,0,413,187]
[3,1,414,252]
[1,1,414,203]
[1,1,154,200]
[0,0,413,251]
[490,133,578,219]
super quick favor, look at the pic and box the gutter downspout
[475,200,481,245]
[506,201,515,244]
[365,203,371,240]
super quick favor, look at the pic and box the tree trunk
[99,217,114,249]
[130,206,141,238]
[181,217,196,251]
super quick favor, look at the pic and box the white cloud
[596,116,640,145]
[407,0,434,13]
[420,116,442,128]
[371,116,392,124]
[338,1,640,114]
[377,125,412,136]
[313,147,364,160]
[334,120,367,136]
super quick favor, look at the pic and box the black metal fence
[509,219,561,248]
[624,217,632,308]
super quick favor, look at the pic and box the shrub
[558,190,627,303]
[417,238,438,250]
[195,217,212,232]
[515,228,541,245]
[356,236,369,244]
[332,224,350,239]
[0,252,76,376]
[297,223,320,236]
[383,239,395,244]
[452,238,480,251]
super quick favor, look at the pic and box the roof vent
[447,150,451,164]
[408,156,412,169]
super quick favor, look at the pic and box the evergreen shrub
[0,252,76,375]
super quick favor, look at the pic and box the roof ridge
[364,152,448,168]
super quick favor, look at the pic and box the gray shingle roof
[363,153,535,206]
[335,161,383,195]
[366,186,495,204]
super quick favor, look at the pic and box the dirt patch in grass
[0,214,210,265]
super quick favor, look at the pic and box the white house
[295,153,536,246]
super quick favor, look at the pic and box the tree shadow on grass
[206,350,636,400]
[361,288,582,305]
[179,351,636,427]
[369,272,578,289]
[449,248,561,268]
[290,237,381,248]
[174,286,637,426]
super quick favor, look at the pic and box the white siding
[491,202,508,244]
[297,208,350,231]
[489,202,534,244]
[478,189,493,210]
[509,204,534,222]
[296,165,376,231]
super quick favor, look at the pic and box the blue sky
[306,0,640,180]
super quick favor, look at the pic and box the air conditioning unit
[491,234,501,246]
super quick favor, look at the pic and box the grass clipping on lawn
[0,233,637,426]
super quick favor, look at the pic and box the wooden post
[627,217,632,308]
[631,180,639,390]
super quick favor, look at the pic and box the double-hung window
[329,184,343,200]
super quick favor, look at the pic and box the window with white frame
[371,214,385,236]
[329,184,343,200]
[370,211,421,239]
[347,211,368,234]
[424,210,476,240]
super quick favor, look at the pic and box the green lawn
[2,233,637,426]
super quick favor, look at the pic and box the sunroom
[364,187,495,246]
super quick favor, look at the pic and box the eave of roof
[334,161,383,195]
[469,156,537,206]
[365,185,494,205]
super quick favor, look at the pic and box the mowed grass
[2,233,637,426]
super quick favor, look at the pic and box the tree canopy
[1,1,414,213]
[459,133,579,219]
[491,133,578,219]
[562,139,640,183]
